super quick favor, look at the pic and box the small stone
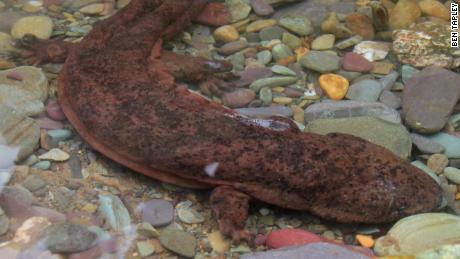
[246,19,277,33]
[11,16,53,40]
[378,71,399,91]
[32,160,51,170]
[345,12,374,40]
[250,0,273,16]
[311,34,335,50]
[227,0,251,22]
[45,100,66,121]
[318,73,349,100]
[0,66,49,102]
[79,3,105,15]
[46,129,73,148]
[424,133,460,158]
[279,15,313,36]
[266,229,323,249]
[98,194,131,233]
[213,25,239,42]
[378,90,401,110]
[401,65,419,84]
[271,65,296,76]
[300,51,340,73]
[249,76,297,92]
[177,201,205,224]
[256,50,272,65]
[416,244,460,259]
[389,0,421,30]
[271,43,294,62]
[259,87,272,105]
[259,26,285,41]
[444,167,460,184]
[0,84,45,117]
[371,62,394,75]
[346,79,383,102]
[141,199,174,227]
[410,133,445,154]
[195,2,232,27]
[427,154,449,174]
[238,67,273,86]
[137,222,160,238]
[38,117,64,130]
[222,89,255,108]
[208,231,230,254]
[44,223,97,253]
[160,227,197,258]
[23,174,47,192]
[39,148,69,161]
[353,41,391,62]
[13,217,51,247]
[342,52,373,72]
[137,241,155,257]
[217,40,248,55]
[273,97,293,105]
[281,32,301,50]
[335,35,363,50]
[419,0,450,21]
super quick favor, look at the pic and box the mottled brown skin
[20,0,441,242]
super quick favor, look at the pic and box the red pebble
[46,100,66,121]
[342,52,373,72]
[194,2,232,27]
[266,228,323,249]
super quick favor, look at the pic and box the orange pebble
[318,73,349,100]
[295,47,309,61]
[356,234,374,248]
[455,193,460,200]
[276,56,296,66]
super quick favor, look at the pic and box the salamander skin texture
[20,0,441,242]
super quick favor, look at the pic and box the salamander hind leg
[210,186,253,243]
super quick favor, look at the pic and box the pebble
[318,73,349,100]
[12,217,52,247]
[0,85,45,117]
[0,206,9,235]
[227,0,252,22]
[271,65,296,76]
[306,116,412,158]
[235,106,293,118]
[23,174,47,192]
[279,14,313,36]
[238,67,273,87]
[271,43,294,62]
[346,79,383,102]
[345,12,374,40]
[217,40,248,55]
[46,129,73,148]
[160,227,197,258]
[222,89,255,108]
[402,66,460,133]
[401,65,419,84]
[39,148,70,161]
[246,19,277,33]
[353,41,391,62]
[0,106,40,161]
[32,160,51,170]
[0,66,49,102]
[300,51,340,73]
[356,234,374,248]
[208,231,230,253]
[342,52,373,72]
[378,90,401,110]
[11,16,53,39]
[0,32,16,54]
[137,240,155,257]
[371,62,394,75]
[137,222,160,238]
[45,100,66,121]
[335,35,363,50]
[273,97,293,105]
[256,50,273,65]
[242,242,371,259]
[281,32,301,50]
[195,2,232,26]
[98,194,131,233]
[410,133,445,154]
[259,87,273,105]
[259,26,285,41]
[374,213,460,256]
[416,244,460,259]
[311,34,335,50]
[141,199,173,227]
[213,25,239,43]
[176,201,205,224]
[266,228,323,249]
[250,0,274,16]
[427,154,449,174]
[424,133,460,158]
[389,0,421,30]
[43,223,97,253]
[444,167,460,184]
[378,71,399,91]
[418,0,450,21]
[38,117,64,130]
[249,76,297,92]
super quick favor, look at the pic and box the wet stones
[402,66,460,133]
[300,51,340,73]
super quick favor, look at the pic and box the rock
[416,244,460,259]
[98,194,131,233]
[401,65,419,84]
[411,160,440,185]
[242,242,371,259]
[235,106,293,118]
[259,87,272,105]
[300,51,340,73]
[227,0,252,22]
[11,16,53,40]
[256,51,273,65]
[427,153,448,174]
[271,65,296,77]
[0,66,49,102]
[217,40,248,55]
[392,22,460,69]
[353,41,390,62]
[137,240,155,257]
[195,2,232,26]
[281,32,301,50]
[345,13,374,40]
[23,174,47,192]
[246,19,277,33]
[137,222,160,238]
[378,71,399,91]
[213,25,239,43]
[160,227,197,258]
[0,206,9,235]
[43,223,97,253]
[374,213,460,256]
[141,199,173,227]
[37,117,64,130]
[278,15,313,36]
[251,0,274,16]
[260,26,286,41]
[46,129,73,148]
[38,148,69,161]
[389,0,421,30]
[335,35,363,50]
[311,34,335,50]
[249,77,297,92]
[410,133,445,154]
[346,79,383,102]
[378,90,401,110]
[271,43,293,62]
[304,101,401,124]
[305,116,411,158]
[419,0,450,21]
[0,106,40,161]
[79,3,107,15]
[444,167,460,184]
[222,89,255,108]
[238,67,273,86]
[176,201,204,224]
[424,133,460,158]
[0,32,17,54]
[342,52,373,72]
[12,217,51,247]
[0,85,45,117]
[208,231,230,253]
[402,66,460,133]
[266,229,323,249]
[318,73,349,100]
[371,62,395,75]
